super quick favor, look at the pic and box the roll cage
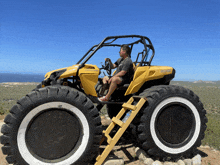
[77,35,155,69]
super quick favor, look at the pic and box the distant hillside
[192,80,220,84]
[171,80,220,87]
[0,73,44,83]
[173,80,220,84]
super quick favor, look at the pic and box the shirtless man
[98,45,134,102]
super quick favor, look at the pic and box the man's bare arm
[112,70,127,77]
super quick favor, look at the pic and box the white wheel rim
[17,102,90,165]
[150,97,201,154]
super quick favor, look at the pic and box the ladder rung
[103,131,112,144]
[122,103,136,110]
[112,117,124,127]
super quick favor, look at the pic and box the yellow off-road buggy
[1,35,207,165]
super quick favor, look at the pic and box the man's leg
[100,76,110,96]
[105,77,122,100]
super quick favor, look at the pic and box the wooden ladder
[95,96,147,165]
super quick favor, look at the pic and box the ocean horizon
[0,72,219,83]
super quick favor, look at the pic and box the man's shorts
[119,76,130,85]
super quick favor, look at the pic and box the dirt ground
[0,116,219,165]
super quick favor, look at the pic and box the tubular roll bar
[77,35,155,69]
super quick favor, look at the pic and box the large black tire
[32,83,42,91]
[137,85,207,160]
[0,86,102,165]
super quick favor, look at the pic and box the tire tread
[136,85,207,160]
[0,86,102,165]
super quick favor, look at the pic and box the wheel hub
[26,109,82,160]
[156,103,195,146]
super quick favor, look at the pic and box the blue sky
[0,0,219,81]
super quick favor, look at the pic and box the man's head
[120,45,131,58]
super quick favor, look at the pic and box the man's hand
[104,58,116,69]
[105,58,110,62]
[108,77,113,84]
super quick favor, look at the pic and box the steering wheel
[101,60,111,76]
[105,60,112,75]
